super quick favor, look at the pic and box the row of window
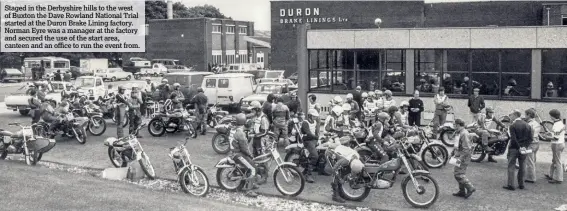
[205,78,230,88]
[308,49,567,100]
[211,54,250,65]
[212,25,247,34]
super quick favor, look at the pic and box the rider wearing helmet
[324,105,343,134]
[363,91,377,126]
[115,85,131,138]
[361,92,368,101]
[230,113,259,198]
[473,107,506,161]
[159,79,171,101]
[250,100,270,184]
[190,87,208,134]
[325,143,364,203]
[331,96,343,106]
[345,93,360,120]
[171,83,185,101]
[301,109,321,183]
[367,112,393,162]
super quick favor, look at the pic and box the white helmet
[346,93,353,100]
[368,91,375,97]
[361,92,368,98]
[308,109,319,117]
[375,90,383,96]
[400,101,409,107]
[350,159,364,174]
[384,90,393,96]
[331,105,343,116]
[333,96,343,105]
[342,103,352,111]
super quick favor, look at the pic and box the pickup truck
[5,81,68,115]
[137,63,168,77]
[74,76,107,101]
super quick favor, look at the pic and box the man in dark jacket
[467,88,485,124]
[408,90,424,126]
[503,109,533,191]
[352,86,363,111]
[54,70,62,81]
[231,113,259,197]
[262,94,276,124]
[190,87,208,134]
[63,71,72,81]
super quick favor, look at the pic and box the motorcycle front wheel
[88,116,107,136]
[107,147,126,167]
[139,152,156,180]
[440,129,457,147]
[211,133,230,154]
[185,122,197,138]
[148,119,166,137]
[72,126,87,144]
[216,167,245,191]
[273,164,305,197]
[401,172,439,208]
[25,150,40,166]
[470,142,486,162]
[421,144,449,168]
[283,150,305,172]
[337,173,371,201]
[179,166,210,197]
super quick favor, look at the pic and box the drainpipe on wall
[546,7,550,26]
[167,0,173,19]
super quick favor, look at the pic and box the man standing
[432,87,449,132]
[63,71,71,82]
[524,108,541,183]
[53,70,62,81]
[263,94,276,124]
[272,97,290,146]
[467,88,485,124]
[114,86,130,138]
[543,109,565,184]
[128,86,143,138]
[503,110,532,190]
[408,90,424,126]
[345,93,360,120]
[352,86,363,111]
[190,87,208,135]
[301,109,320,183]
[28,89,42,124]
[452,118,476,199]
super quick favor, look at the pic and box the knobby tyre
[88,116,107,136]
[439,129,456,147]
[337,173,371,201]
[179,166,210,197]
[216,167,245,191]
[273,164,305,197]
[421,144,448,168]
[470,142,486,162]
[107,147,126,167]
[401,172,439,208]
[211,133,230,154]
[148,119,166,137]
[139,152,156,180]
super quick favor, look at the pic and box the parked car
[202,73,255,106]
[95,68,133,82]
[5,81,69,115]
[240,82,297,111]
[0,68,25,82]
[74,76,106,101]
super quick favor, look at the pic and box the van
[228,63,258,71]
[163,72,214,102]
[202,73,255,106]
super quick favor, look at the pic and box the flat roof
[309,25,567,32]
[205,73,254,78]
[165,72,213,76]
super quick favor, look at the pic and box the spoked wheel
[273,164,305,197]
[165,121,178,134]
[337,173,371,201]
[283,151,305,172]
[211,133,230,154]
[88,116,107,136]
[148,119,166,137]
[421,144,449,168]
[185,122,197,138]
[72,127,87,144]
[25,150,39,166]
[107,147,126,167]
[112,114,129,128]
[401,172,439,208]
[440,130,457,147]
[139,152,156,180]
[179,166,210,197]
[216,167,245,191]
[470,142,486,162]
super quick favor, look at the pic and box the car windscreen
[255,84,282,94]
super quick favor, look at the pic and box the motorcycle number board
[23,128,33,136]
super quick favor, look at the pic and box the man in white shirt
[543,109,564,184]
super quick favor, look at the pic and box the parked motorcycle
[147,110,197,138]
[284,131,332,175]
[438,122,476,147]
[112,107,130,128]
[38,113,88,144]
[169,137,210,197]
[211,123,233,154]
[334,138,439,208]
[470,128,510,162]
[83,106,107,136]
[215,137,305,197]
[207,103,229,128]
[104,122,156,179]
[0,122,56,166]
[500,112,554,142]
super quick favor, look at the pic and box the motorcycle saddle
[0,131,14,137]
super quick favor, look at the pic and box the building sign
[279,8,349,24]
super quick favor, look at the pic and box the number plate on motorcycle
[23,128,33,136]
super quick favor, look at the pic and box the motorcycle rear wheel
[179,166,210,197]
[88,116,107,136]
[470,142,486,162]
[421,144,449,168]
[440,129,456,147]
[338,173,371,201]
[216,167,245,191]
[148,119,166,137]
[211,133,230,154]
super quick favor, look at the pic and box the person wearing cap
[143,77,156,93]
[128,86,143,138]
[159,79,171,101]
[524,108,541,183]
[408,90,424,126]
[542,109,565,184]
[325,142,364,203]
[504,109,532,190]
[382,90,396,110]
[432,87,449,132]
[301,109,321,183]
[115,85,131,138]
[467,88,485,124]
[249,100,270,185]
[263,94,276,124]
[472,107,505,162]
[452,118,476,199]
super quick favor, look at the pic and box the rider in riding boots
[272,96,291,146]
[191,87,208,134]
[231,113,259,198]
[325,143,364,203]
[249,101,270,185]
[452,118,476,199]
[472,107,506,163]
[368,112,393,163]
[301,109,321,183]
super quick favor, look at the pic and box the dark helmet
[267,94,276,103]
[309,94,316,101]
[387,106,398,114]
[276,96,284,103]
[197,87,204,92]
[118,85,126,91]
[170,93,178,99]
[235,113,247,126]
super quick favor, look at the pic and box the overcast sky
[181,0,507,30]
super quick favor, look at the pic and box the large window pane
[415,50,443,94]
[443,72,470,95]
[386,50,403,63]
[446,50,469,72]
[358,71,379,91]
[416,72,441,93]
[356,50,380,70]
[542,49,567,73]
[501,50,531,73]
[471,73,499,95]
[309,69,330,91]
[382,71,405,92]
[542,75,567,98]
[502,73,530,97]
[338,70,356,90]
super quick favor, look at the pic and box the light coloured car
[95,68,133,82]
[240,82,297,111]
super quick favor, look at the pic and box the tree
[174,3,230,19]
[145,1,167,22]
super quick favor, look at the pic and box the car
[240,82,297,111]
[95,68,133,82]
[5,81,70,115]
[73,76,106,100]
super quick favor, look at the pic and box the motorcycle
[284,130,333,175]
[207,103,229,128]
[0,122,56,165]
[104,122,156,179]
[288,115,303,144]
[169,137,210,197]
[215,136,305,197]
[334,137,439,208]
[438,122,476,147]
[112,106,130,128]
[38,113,88,144]
[148,109,197,138]
[211,123,234,154]
[83,106,107,136]
[470,128,510,162]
